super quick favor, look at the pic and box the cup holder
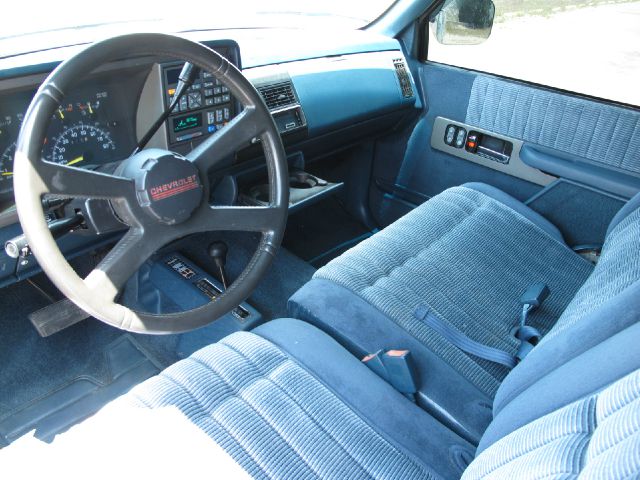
[289,172,319,189]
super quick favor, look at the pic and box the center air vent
[257,81,297,110]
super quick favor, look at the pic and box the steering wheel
[13,33,289,334]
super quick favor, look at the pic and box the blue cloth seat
[290,183,594,397]
[3,314,639,479]
[289,183,640,442]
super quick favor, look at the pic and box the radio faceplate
[162,60,236,148]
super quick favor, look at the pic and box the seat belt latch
[515,282,548,362]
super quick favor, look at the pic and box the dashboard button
[188,92,202,109]
[179,97,188,112]
[205,98,214,106]
[207,111,216,125]
[213,86,222,95]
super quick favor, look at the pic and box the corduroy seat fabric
[296,184,594,397]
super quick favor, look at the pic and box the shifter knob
[207,241,229,290]
[208,241,228,266]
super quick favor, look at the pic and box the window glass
[428,0,640,106]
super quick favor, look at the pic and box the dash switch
[466,133,479,153]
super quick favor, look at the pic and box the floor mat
[283,196,374,268]
[0,335,160,445]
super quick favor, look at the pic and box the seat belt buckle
[520,282,550,309]
[361,350,389,382]
[362,349,418,395]
[382,350,418,394]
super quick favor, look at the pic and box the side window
[427,0,640,106]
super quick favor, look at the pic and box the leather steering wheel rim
[13,33,289,334]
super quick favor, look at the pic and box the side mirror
[431,0,495,45]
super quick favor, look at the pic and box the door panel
[371,62,640,226]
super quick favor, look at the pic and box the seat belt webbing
[414,305,517,369]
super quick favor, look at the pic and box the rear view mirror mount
[430,0,496,45]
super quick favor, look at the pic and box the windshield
[2,0,395,57]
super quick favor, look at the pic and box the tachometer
[0,142,16,189]
[47,123,116,166]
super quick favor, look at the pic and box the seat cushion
[309,185,594,397]
[1,319,473,479]
[288,278,495,445]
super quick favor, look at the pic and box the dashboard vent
[257,81,297,110]
[393,59,414,98]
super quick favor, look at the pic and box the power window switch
[445,125,457,146]
[454,127,467,148]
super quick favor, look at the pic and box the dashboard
[0,30,418,286]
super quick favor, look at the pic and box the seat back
[464,193,640,477]
[544,200,640,343]
[492,192,640,415]
[463,367,640,479]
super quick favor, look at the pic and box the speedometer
[0,142,15,190]
[48,123,116,166]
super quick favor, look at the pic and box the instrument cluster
[0,81,136,199]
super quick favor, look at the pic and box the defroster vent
[257,81,297,110]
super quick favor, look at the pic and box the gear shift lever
[208,241,229,290]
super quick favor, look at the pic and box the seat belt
[414,283,549,369]
[414,306,517,369]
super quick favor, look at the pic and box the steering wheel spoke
[192,204,285,234]
[85,227,164,300]
[39,161,134,200]
[186,106,265,171]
